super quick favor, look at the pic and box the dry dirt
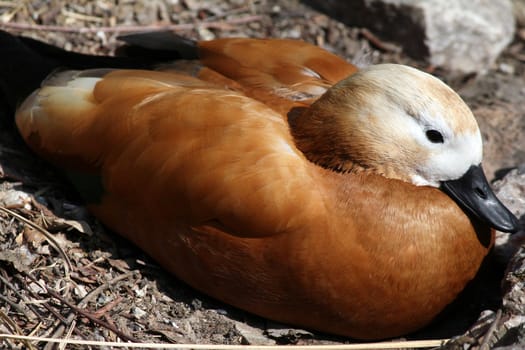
[0,0,524,349]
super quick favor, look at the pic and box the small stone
[74,284,88,298]
[0,189,32,210]
[132,306,147,319]
[492,167,525,262]
[134,284,148,297]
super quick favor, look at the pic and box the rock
[503,249,525,315]
[493,166,525,220]
[492,167,525,262]
[495,247,525,348]
[487,168,525,346]
[459,74,525,180]
[303,0,515,74]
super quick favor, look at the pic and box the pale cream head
[293,64,483,187]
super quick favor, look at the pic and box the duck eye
[426,129,444,143]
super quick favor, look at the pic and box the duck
[0,30,519,340]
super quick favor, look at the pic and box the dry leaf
[0,246,35,272]
[23,226,46,247]
[107,258,131,271]
[48,218,93,235]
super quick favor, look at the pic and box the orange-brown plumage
[9,34,518,339]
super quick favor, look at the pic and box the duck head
[291,64,519,233]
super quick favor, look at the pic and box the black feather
[0,30,198,114]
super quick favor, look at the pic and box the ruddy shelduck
[0,30,519,340]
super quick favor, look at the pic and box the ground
[0,0,524,349]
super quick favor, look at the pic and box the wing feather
[16,69,329,238]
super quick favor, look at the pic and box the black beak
[440,165,519,233]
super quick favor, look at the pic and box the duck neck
[288,104,416,182]
[288,105,375,175]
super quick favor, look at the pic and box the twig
[50,271,134,344]
[359,28,401,53]
[479,309,502,350]
[0,271,42,321]
[76,271,134,310]
[0,15,263,34]
[0,207,72,274]
[61,8,105,23]
[13,274,73,327]
[0,1,23,23]
[23,271,139,343]
[27,321,44,337]
[0,1,21,7]
[197,5,253,22]
[10,274,89,348]
[92,296,123,318]
[0,310,36,350]
[0,294,34,320]
[58,319,76,350]
[0,334,448,349]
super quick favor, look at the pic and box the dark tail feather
[0,31,62,114]
[116,31,199,60]
[0,30,198,115]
